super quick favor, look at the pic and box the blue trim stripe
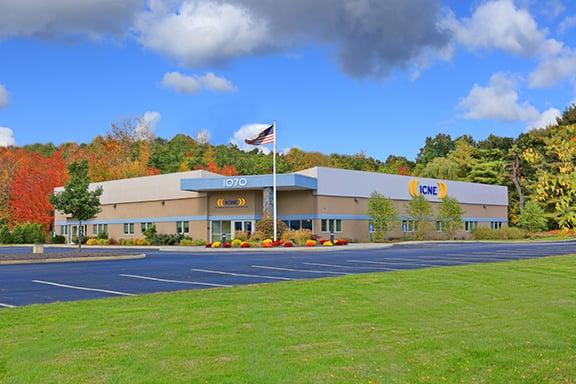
[56,215,507,226]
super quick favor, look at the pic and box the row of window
[401,220,501,233]
[282,219,313,231]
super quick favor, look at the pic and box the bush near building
[519,201,547,233]
[472,227,527,240]
[255,218,287,240]
[0,223,45,244]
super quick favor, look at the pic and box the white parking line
[252,265,349,275]
[0,302,16,308]
[120,274,232,287]
[32,280,135,296]
[302,262,393,270]
[190,268,294,281]
[346,259,437,267]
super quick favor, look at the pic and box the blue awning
[180,173,317,192]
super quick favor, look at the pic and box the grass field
[1,256,576,384]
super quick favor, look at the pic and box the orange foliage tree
[9,151,68,231]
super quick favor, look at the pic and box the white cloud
[526,107,561,130]
[0,0,141,39]
[162,71,236,94]
[0,85,8,108]
[229,123,271,153]
[558,15,576,34]
[459,73,540,121]
[0,127,15,147]
[528,49,576,87]
[137,1,269,67]
[135,111,161,140]
[445,0,563,57]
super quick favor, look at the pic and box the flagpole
[272,121,278,241]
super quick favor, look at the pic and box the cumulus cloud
[135,111,161,140]
[526,107,561,130]
[138,0,451,78]
[0,0,141,39]
[162,71,236,94]
[529,48,576,88]
[229,123,271,153]
[0,85,8,108]
[444,0,563,57]
[558,15,576,34]
[137,1,269,67]
[459,73,539,121]
[0,127,15,147]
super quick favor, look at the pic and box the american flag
[244,124,274,145]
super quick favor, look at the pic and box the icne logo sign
[216,197,247,208]
[408,179,447,198]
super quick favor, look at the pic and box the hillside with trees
[1,105,576,233]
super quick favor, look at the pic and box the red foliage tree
[196,162,238,176]
[9,151,68,231]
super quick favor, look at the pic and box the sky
[0,0,575,160]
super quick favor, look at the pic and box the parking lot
[1,240,576,308]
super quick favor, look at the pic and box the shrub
[134,238,148,246]
[272,240,282,247]
[86,238,99,245]
[50,234,66,244]
[98,239,109,245]
[282,229,312,246]
[262,239,273,248]
[96,231,108,240]
[283,241,294,247]
[240,241,250,248]
[192,240,206,246]
[305,239,317,247]
[234,231,250,242]
[223,242,232,248]
[11,223,45,244]
[472,226,527,240]
[250,231,265,242]
[323,241,333,247]
[211,241,222,248]
[255,217,287,240]
[108,238,118,245]
[0,224,12,244]
[180,239,194,246]
[119,239,135,246]
[519,201,547,232]
[334,239,348,246]
[231,239,242,248]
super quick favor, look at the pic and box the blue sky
[0,0,575,159]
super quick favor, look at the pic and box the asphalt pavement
[1,241,575,308]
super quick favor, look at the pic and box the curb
[0,253,146,265]
[158,244,395,252]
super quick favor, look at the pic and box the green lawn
[1,256,576,384]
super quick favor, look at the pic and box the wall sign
[223,178,248,188]
[216,197,247,208]
[408,179,447,199]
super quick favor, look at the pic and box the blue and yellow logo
[217,197,247,208]
[409,180,447,198]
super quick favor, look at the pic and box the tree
[418,157,460,180]
[555,104,576,126]
[50,160,103,249]
[368,192,398,241]
[519,200,547,233]
[437,196,464,240]
[415,133,455,166]
[408,195,433,240]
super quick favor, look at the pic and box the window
[465,221,478,232]
[436,221,445,232]
[176,221,189,234]
[491,221,502,230]
[283,220,314,231]
[321,219,342,233]
[123,223,135,235]
[60,225,68,235]
[141,222,154,232]
[401,220,416,232]
[93,224,108,236]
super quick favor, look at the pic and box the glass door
[211,221,232,242]
[232,221,254,238]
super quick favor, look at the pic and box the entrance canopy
[180,173,317,192]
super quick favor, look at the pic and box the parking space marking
[252,265,350,275]
[190,268,295,281]
[32,280,135,296]
[0,302,16,308]
[302,262,393,270]
[346,259,438,267]
[120,274,232,287]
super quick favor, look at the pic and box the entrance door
[211,221,232,242]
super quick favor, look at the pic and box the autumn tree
[368,192,398,241]
[437,196,464,240]
[9,151,67,231]
[50,160,102,249]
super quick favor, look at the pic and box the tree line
[1,105,575,233]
